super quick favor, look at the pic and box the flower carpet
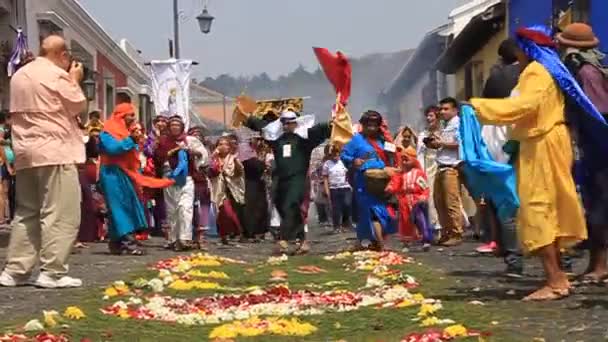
[0,251,500,341]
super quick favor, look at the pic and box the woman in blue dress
[341,111,399,251]
[98,103,174,255]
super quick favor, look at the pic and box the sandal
[293,241,311,256]
[123,240,146,256]
[577,272,608,285]
[346,243,365,253]
[272,240,289,256]
[522,286,570,302]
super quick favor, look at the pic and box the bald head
[40,35,70,70]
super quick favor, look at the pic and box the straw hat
[556,23,600,49]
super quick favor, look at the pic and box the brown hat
[556,23,599,49]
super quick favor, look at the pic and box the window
[464,63,473,100]
[139,94,152,130]
[463,61,485,99]
[553,0,590,28]
[105,82,114,118]
[37,20,62,45]
[572,0,590,22]
[471,61,485,98]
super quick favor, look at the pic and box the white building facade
[1,0,153,126]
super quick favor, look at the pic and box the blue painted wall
[508,0,553,34]
[591,0,608,52]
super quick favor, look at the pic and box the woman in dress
[76,128,102,246]
[242,136,270,241]
[99,104,174,255]
[209,136,246,245]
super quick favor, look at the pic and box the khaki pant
[433,167,464,238]
[5,165,81,277]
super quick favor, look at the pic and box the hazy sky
[80,0,467,79]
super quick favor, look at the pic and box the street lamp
[196,7,214,34]
[173,0,214,59]
[83,76,96,102]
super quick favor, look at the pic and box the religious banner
[149,59,193,129]
[231,95,304,127]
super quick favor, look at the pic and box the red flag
[313,47,352,105]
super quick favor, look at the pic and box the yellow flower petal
[63,306,86,320]
[43,310,60,328]
[443,324,468,338]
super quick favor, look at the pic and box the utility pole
[173,0,180,59]
[223,95,227,126]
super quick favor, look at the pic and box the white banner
[149,59,193,129]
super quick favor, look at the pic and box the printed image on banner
[149,59,193,129]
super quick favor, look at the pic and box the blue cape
[459,104,519,222]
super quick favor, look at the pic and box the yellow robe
[471,61,586,253]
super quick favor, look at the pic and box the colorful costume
[209,151,245,239]
[341,133,397,242]
[98,104,173,251]
[187,127,211,241]
[144,116,169,235]
[470,26,589,253]
[156,117,198,246]
[386,147,431,243]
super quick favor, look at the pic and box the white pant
[165,177,195,243]
[270,205,281,227]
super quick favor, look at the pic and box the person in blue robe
[98,103,173,255]
[341,110,398,250]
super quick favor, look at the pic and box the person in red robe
[386,147,433,250]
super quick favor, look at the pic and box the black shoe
[504,266,524,279]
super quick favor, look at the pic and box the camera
[422,137,434,144]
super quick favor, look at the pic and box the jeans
[499,215,524,270]
[315,202,329,224]
[329,187,353,228]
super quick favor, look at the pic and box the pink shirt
[9,57,86,170]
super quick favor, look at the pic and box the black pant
[315,202,329,224]
[330,187,352,228]
[274,175,306,241]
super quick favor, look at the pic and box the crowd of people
[0,22,608,303]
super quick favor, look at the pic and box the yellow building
[436,1,507,100]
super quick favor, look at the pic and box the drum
[363,169,390,200]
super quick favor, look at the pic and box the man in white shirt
[425,97,464,246]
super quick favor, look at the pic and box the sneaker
[504,266,524,279]
[476,241,498,254]
[422,243,432,252]
[34,273,82,289]
[0,271,28,287]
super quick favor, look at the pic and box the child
[386,147,433,251]
[322,145,353,233]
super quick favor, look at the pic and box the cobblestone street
[2,225,608,341]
